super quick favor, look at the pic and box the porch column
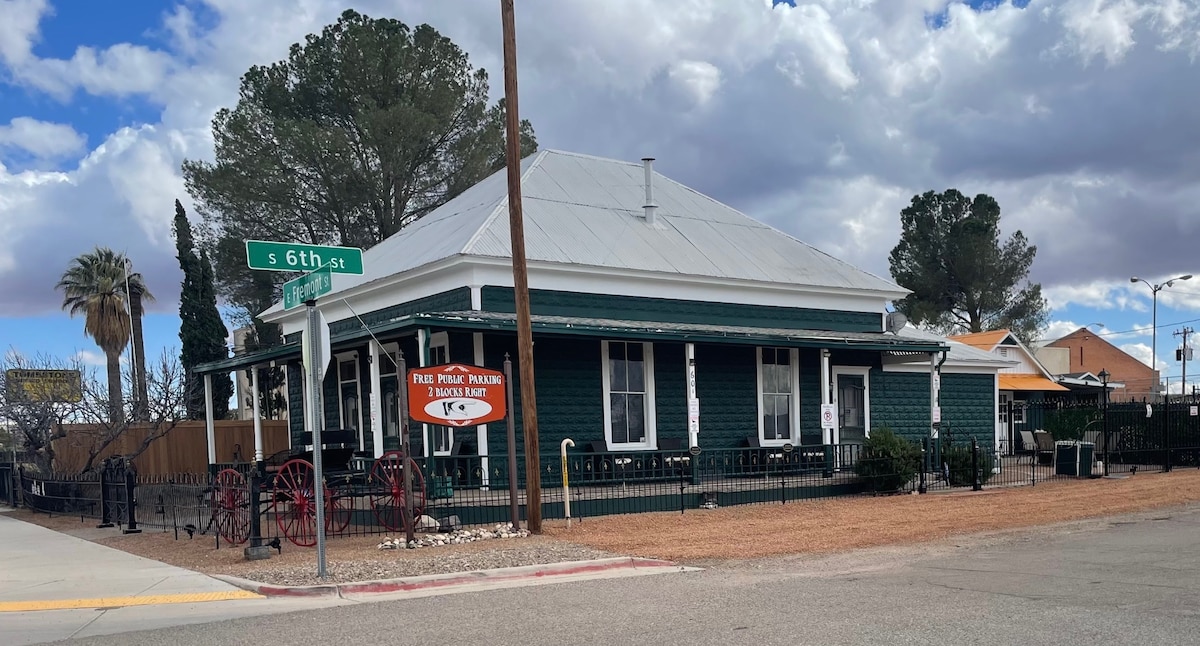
[251,365,263,462]
[474,332,490,486]
[820,348,832,444]
[369,339,384,459]
[417,327,430,458]
[686,342,699,448]
[204,373,216,468]
[930,353,941,440]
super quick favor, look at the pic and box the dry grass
[542,470,1200,561]
[11,470,1200,581]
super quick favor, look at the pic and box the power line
[1032,316,1200,344]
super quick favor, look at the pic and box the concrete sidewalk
[0,510,254,610]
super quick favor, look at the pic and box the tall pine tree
[174,200,233,419]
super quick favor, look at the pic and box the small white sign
[820,403,837,430]
[1147,404,1154,418]
[1191,406,1198,417]
[687,398,700,432]
[932,406,941,423]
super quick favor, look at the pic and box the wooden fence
[51,420,291,475]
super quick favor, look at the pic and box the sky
[1,0,1199,392]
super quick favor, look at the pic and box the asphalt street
[31,505,1200,646]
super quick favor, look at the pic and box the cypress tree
[174,200,233,419]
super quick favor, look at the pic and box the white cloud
[0,0,1198,327]
[1120,342,1155,369]
[71,349,126,367]
[0,117,86,162]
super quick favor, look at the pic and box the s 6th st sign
[245,240,364,274]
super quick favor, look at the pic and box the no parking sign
[820,403,837,429]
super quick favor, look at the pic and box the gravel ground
[11,470,1200,586]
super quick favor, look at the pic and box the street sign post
[283,265,333,310]
[245,240,364,274]
[407,364,507,427]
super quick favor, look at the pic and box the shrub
[855,427,920,493]
[943,442,995,487]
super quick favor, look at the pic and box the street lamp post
[1130,274,1192,400]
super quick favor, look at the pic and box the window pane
[610,355,627,392]
[610,393,629,444]
[627,343,642,363]
[762,355,777,393]
[628,354,645,393]
[775,394,791,440]
[627,394,645,442]
[339,360,356,381]
[776,349,790,366]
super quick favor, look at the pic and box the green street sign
[283,265,333,310]
[245,240,364,274]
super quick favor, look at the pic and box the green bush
[855,427,920,493]
[943,443,995,487]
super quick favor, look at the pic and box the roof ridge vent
[641,157,657,225]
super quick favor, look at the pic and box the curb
[212,557,683,598]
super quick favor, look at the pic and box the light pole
[1130,274,1192,399]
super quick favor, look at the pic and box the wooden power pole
[500,0,542,533]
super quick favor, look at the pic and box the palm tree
[122,259,155,421]
[57,248,151,425]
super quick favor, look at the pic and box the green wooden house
[194,150,1007,483]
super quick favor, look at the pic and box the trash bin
[1055,441,1095,476]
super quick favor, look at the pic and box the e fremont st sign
[407,364,507,427]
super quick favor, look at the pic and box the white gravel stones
[376,523,531,550]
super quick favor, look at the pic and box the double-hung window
[758,347,799,446]
[602,341,656,450]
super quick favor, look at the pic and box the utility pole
[500,0,542,533]
[1176,327,1194,401]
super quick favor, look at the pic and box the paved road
[40,504,1200,646]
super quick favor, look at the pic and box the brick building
[1044,327,1158,402]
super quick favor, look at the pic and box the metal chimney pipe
[642,157,657,225]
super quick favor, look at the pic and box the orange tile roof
[948,330,1011,350]
[999,374,1069,392]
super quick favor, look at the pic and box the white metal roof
[263,150,907,317]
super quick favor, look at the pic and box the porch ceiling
[193,308,947,375]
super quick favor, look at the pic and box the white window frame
[428,332,453,456]
[756,347,800,447]
[601,340,657,451]
[335,351,363,446]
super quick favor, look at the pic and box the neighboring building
[949,330,1071,450]
[1042,327,1157,402]
[195,151,1009,477]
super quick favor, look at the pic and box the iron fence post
[17,466,24,509]
[1165,396,1172,472]
[97,465,113,528]
[972,437,982,491]
[919,438,927,494]
[123,465,141,534]
[249,468,263,548]
[679,461,686,515]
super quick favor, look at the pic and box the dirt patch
[542,471,1200,561]
[9,470,1200,583]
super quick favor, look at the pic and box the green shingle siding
[328,288,472,336]
[653,343,687,446]
[870,371,932,443]
[694,344,758,449]
[480,287,880,332]
[287,361,304,449]
[941,373,995,444]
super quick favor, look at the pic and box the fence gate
[98,456,139,531]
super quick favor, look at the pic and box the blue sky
[2,0,1199,394]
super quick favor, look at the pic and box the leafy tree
[174,201,232,419]
[56,247,151,424]
[183,9,538,328]
[888,189,1048,346]
[1,349,187,474]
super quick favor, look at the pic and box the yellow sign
[4,369,83,403]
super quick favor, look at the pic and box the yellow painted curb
[0,590,262,612]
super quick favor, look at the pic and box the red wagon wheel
[212,468,250,546]
[369,450,426,532]
[273,459,349,546]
